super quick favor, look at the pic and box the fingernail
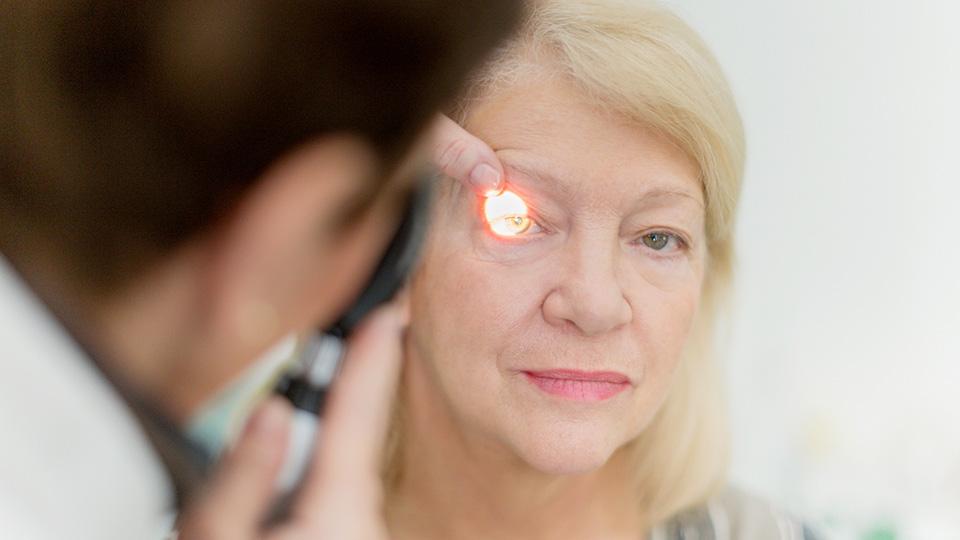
[469,163,502,194]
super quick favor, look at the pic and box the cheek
[405,238,560,445]
[629,246,705,350]
[641,281,700,354]
[625,272,703,412]
[408,235,544,383]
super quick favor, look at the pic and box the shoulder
[652,486,823,540]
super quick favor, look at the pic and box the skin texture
[392,74,707,539]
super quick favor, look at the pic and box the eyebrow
[635,187,705,209]
[503,160,704,208]
[502,161,577,200]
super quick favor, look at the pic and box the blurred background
[662,0,960,538]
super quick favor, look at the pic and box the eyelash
[486,213,546,240]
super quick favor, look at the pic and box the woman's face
[407,75,707,474]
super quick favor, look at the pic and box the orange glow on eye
[483,190,532,237]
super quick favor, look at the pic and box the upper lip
[522,369,630,384]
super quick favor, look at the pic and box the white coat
[0,257,173,539]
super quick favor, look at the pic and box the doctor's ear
[199,135,398,359]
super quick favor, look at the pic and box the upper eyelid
[633,225,688,240]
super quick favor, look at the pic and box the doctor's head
[401,0,745,523]
[0,1,518,419]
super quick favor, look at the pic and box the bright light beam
[483,190,532,237]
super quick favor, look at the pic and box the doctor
[0,2,518,539]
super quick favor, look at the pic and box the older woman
[384,1,818,538]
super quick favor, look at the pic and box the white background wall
[662,1,960,538]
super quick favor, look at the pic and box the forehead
[464,75,703,210]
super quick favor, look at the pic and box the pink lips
[522,369,630,401]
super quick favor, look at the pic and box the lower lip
[522,371,629,401]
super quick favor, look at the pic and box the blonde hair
[390,0,745,527]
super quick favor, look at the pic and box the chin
[505,419,627,475]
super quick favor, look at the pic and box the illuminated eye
[483,190,535,237]
[493,215,533,236]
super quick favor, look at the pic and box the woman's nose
[542,235,632,336]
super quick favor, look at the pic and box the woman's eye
[640,232,682,251]
[489,214,542,237]
[483,189,542,238]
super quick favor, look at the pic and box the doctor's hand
[430,114,504,195]
[177,305,404,540]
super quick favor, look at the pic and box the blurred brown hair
[0,0,519,294]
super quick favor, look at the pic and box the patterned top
[650,487,823,540]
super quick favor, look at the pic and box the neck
[5,240,220,423]
[90,254,207,422]
[386,356,646,540]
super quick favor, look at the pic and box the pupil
[508,216,530,233]
[646,233,668,249]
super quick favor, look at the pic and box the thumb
[179,398,292,539]
[291,304,405,523]
[431,114,504,194]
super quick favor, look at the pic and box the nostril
[542,282,631,337]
